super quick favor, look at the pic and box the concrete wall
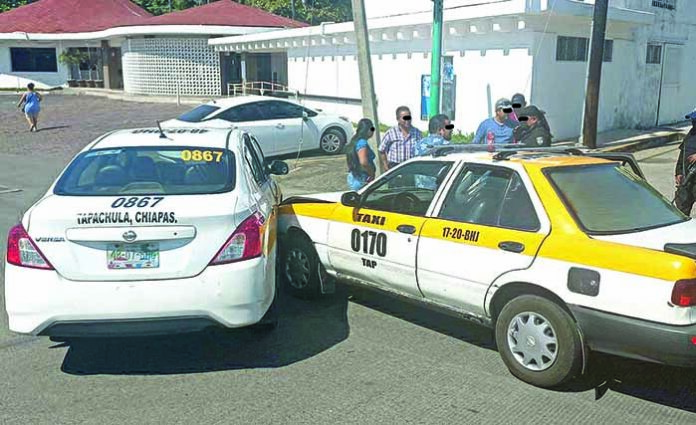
[287,31,534,137]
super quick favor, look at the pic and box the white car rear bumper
[4,258,274,336]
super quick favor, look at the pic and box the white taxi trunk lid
[592,220,696,251]
[26,194,241,281]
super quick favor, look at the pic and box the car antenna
[156,121,167,139]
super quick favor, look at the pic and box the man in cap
[473,98,517,145]
[674,109,696,215]
[515,105,553,147]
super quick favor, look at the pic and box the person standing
[17,83,42,132]
[510,93,527,123]
[379,106,422,170]
[346,118,377,191]
[414,114,454,157]
[674,110,696,215]
[472,98,517,145]
[515,105,553,147]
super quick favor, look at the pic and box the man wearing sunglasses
[414,114,454,157]
[379,106,422,170]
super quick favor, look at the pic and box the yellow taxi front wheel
[281,233,322,299]
[495,295,584,388]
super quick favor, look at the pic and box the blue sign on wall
[421,74,431,121]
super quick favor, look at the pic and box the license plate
[107,243,159,269]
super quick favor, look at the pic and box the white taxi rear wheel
[495,295,583,388]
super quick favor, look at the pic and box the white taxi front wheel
[495,295,583,388]
[281,235,321,299]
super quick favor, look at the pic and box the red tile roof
[0,0,152,34]
[143,0,307,28]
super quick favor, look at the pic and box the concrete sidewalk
[555,123,691,152]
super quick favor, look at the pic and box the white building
[210,0,694,140]
[0,0,304,96]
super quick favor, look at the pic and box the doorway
[220,52,242,95]
[656,43,683,125]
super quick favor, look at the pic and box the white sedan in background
[162,96,354,157]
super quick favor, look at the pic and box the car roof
[87,128,245,151]
[424,151,611,168]
[202,95,301,109]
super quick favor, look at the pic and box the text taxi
[278,146,696,388]
[5,127,288,338]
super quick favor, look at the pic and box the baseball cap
[517,105,544,119]
[686,109,696,120]
[495,98,512,112]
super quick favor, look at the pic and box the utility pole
[351,0,383,175]
[291,0,296,20]
[429,0,444,119]
[581,0,609,149]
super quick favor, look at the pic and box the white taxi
[278,145,696,388]
[5,127,289,338]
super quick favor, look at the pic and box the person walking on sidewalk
[346,118,377,191]
[674,110,696,215]
[379,106,422,171]
[17,83,42,132]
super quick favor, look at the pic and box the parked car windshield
[177,105,220,123]
[54,147,235,196]
[546,163,687,234]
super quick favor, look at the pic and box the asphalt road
[1,95,695,424]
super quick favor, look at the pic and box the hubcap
[321,133,341,153]
[507,312,558,371]
[285,249,311,289]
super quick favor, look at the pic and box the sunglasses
[401,115,412,121]
[445,124,455,130]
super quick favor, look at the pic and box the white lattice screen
[122,37,221,96]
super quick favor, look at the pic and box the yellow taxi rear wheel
[495,295,583,388]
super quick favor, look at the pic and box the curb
[599,131,687,153]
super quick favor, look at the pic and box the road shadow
[58,287,350,375]
[343,284,696,413]
[345,285,496,351]
[35,125,71,132]
[562,353,696,413]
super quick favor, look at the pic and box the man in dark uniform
[515,105,552,147]
[674,110,696,215]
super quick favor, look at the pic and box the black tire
[495,295,583,388]
[319,128,346,155]
[280,233,322,299]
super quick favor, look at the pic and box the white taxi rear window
[54,147,235,196]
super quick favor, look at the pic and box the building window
[647,44,662,64]
[10,48,57,72]
[557,36,588,62]
[556,36,613,62]
[603,40,613,62]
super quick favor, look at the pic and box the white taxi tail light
[209,213,264,265]
[6,224,54,270]
[671,279,696,307]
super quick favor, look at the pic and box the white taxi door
[416,163,551,315]
[327,161,455,297]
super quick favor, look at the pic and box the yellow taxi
[277,145,696,388]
